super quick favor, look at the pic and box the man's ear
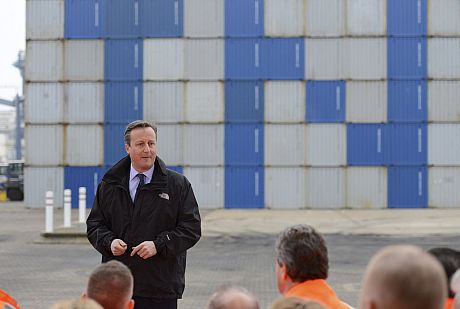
[80,292,88,300]
[127,299,135,309]
[125,143,130,154]
[280,263,289,280]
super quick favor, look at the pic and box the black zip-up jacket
[87,156,201,299]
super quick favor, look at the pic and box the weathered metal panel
[64,0,104,39]
[388,80,427,123]
[388,166,427,208]
[346,38,387,80]
[265,167,306,209]
[429,167,460,208]
[263,38,304,80]
[306,80,345,123]
[346,167,387,209]
[27,0,64,39]
[185,39,224,80]
[306,167,345,208]
[346,0,386,36]
[306,124,346,166]
[183,124,224,166]
[143,39,184,80]
[143,82,185,123]
[184,0,224,37]
[264,0,304,37]
[346,81,387,123]
[265,81,304,123]
[183,167,223,209]
[428,0,460,36]
[428,81,460,122]
[428,38,460,79]
[428,124,460,166]
[25,166,64,208]
[64,40,104,81]
[26,41,63,81]
[25,83,64,123]
[225,81,264,123]
[64,166,106,208]
[105,39,143,81]
[305,0,345,37]
[66,82,104,123]
[225,0,264,37]
[264,124,306,166]
[225,166,264,208]
[387,0,427,36]
[25,125,64,165]
[388,37,427,79]
[105,82,142,123]
[305,38,346,80]
[185,82,224,123]
[157,124,184,166]
[347,124,386,166]
[66,124,104,166]
[225,124,264,166]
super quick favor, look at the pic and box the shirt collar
[130,164,155,183]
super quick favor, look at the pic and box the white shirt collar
[130,164,154,184]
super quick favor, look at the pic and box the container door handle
[254,0,259,25]
[134,43,139,68]
[134,86,139,111]
[254,128,259,153]
[418,128,422,153]
[336,85,341,111]
[254,171,259,197]
[418,171,423,196]
[377,128,382,153]
[94,2,99,27]
[254,43,259,68]
[254,85,259,110]
[174,0,179,25]
[418,84,422,110]
[134,1,139,26]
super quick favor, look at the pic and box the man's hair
[86,261,133,309]
[51,298,103,309]
[269,297,326,309]
[275,225,328,282]
[124,120,157,145]
[208,284,260,309]
[429,247,460,298]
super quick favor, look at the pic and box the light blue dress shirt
[129,164,154,202]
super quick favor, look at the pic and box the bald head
[360,245,447,309]
[207,285,260,309]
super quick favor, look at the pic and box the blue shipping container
[388,166,427,208]
[225,124,264,165]
[105,39,143,81]
[388,37,427,79]
[347,124,386,166]
[105,0,140,38]
[105,82,143,123]
[225,39,263,80]
[141,0,183,37]
[225,81,264,123]
[387,0,426,36]
[306,80,345,123]
[263,38,304,80]
[64,166,106,208]
[387,124,427,166]
[225,166,264,208]
[104,123,128,166]
[388,80,427,122]
[65,0,104,39]
[225,0,263,37]
[167,166,183,174]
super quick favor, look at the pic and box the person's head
[360,245,447,309]
[83,261,134,309]
[269,297,326,309]
[124,120,157,172]
[275,225,328,294]
[428,247,460,298]
[452,270,460,309]
[207,285,260,309]
[51,298,103,309]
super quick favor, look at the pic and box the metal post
[45,191,54,233]
[78,187,86,224]
[64,189,71,228]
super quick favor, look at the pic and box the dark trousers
[133,297,177,309]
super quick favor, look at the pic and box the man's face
[125,127,157,172]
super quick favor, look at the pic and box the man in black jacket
[87,120,201,309]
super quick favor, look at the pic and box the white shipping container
[265,81,305,123]
[346,0,386,36]
[65,82,104,123]
[25,83,64,123]
[428,38,460,79]
[185,82,224,123]
[157,124,184,166]
[185,39,224,80]
[144,39,185,80]
[66,125,103,166]
[305,0,345,37]
[25,166,64,208]
[183,124,224,166]
[346,167,387,209]
[64,40,104,81]
[345,38,387,80]
[265,167,306,209]
[265,124,306,166]
[429,167,460,208]
[305,124,346,166]
[144,82,185,123]
[306,167,345,208]
[428,124,460,166]
[428,0,460,36]
[26,41,63,81]
[25,124,64,165]
[184,167,223,209]
[346,81,387,123]
[265,0,305,37]
[184,0,224,38]
[428,81,460,122]
[305,38,346,80]
[26,0,64,40]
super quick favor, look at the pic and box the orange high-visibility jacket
[445,298,454,309]
[0,290,20,309]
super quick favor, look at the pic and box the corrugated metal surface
[26,41,63,81]
[305,38,346,80]
[64,0,104,39]
[225,81,264,123]
[387,0,426,36]
[64,166,106,208]
[225,124,264,165]
[104,123,127,166]
[306,80,345,123]
[388,80,427,122]
[185,82,224,123]
[66,125,103,165]
[305,0,345,37]
[64,40,104,81]
[143,39,184,80]
[183,167,223,209]
[27,0,64,40]
[105,0,140,38]
[264,0,304,37]
[428,81,460,122]
[225,0,264,38]
[428,38,460,79]
[105,39,143,81]
[184,0,224,38]
[105,82,143,123]
[167,166,183,174]
[429,167,460,208]
[387,124,427,166]
[143,82,184,123]
[66,82,104,123]
[347,124,385,166]
[388,37,427,79]
[347,38,387,80]
[157,124,184,166]
[346,0,386,36]
[346,167,387,209]
[185,39,224,80]
[346,81,387,123]
[225,166,264,208]
[183,124,224,166]
[306,167,345,208]
[265,81,304,123]
[428,0,460,36]
[428,124,460,166]
[25,125,64,165]
[388,166,427,208]
[264,38,304,80]
[141,0,183,38]
[25,167,64,208]
[265,167,306,209]
[225,39,263,80]
[25,83,64,123]
[306,124,346,166]
[264,124,305,166]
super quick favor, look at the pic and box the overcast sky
[0,0,25,101]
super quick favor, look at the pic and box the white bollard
[45,191,54,233]
[78,187,86,224]
[64,189,71,228]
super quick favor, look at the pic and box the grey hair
[208,284,260,309]
[124,120,157,145]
